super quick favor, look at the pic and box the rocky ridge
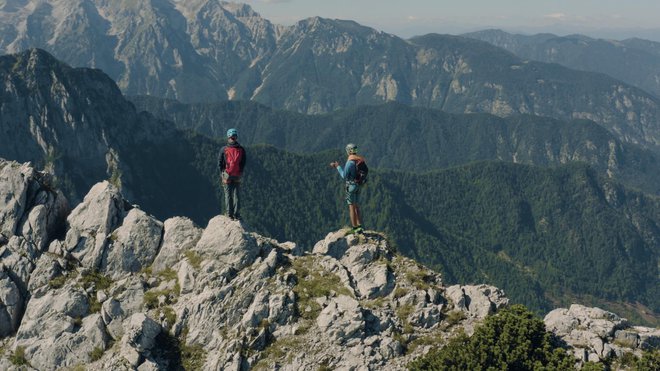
[1,159,658,369]
[0,157,511,370]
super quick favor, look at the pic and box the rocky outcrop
[1,162,656,370]
[545,304,660,363]
[0,168,511,370]
[0,159,68,337]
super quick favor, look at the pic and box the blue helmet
[227,128,238,138]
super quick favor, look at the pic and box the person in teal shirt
[330,143,366,234]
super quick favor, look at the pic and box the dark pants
[223,181,240,217]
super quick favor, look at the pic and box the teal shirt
[336,159,357,182]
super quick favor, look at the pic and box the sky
[241,0,660,41]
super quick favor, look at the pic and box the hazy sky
[241,0,660,40]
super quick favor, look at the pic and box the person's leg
[233,182,241,219]
[349,204,357,227]
[354,204,362,227]
[224,182,234,218]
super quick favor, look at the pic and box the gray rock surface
[101,208,163,279]
[2,174,656,370]
[66,181,127,270]
[152,217,201,274]
[544,304,658,363]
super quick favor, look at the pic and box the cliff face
[0,48,161,204]
[1,2,659,150]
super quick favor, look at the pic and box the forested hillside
[131,96,660,196]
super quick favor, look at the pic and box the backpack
[224,146,243,177]
[353,158,368,185]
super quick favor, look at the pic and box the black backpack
[354,158,368,185]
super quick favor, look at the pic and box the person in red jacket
[218,128,246,220]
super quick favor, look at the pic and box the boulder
[446,284,508,318]
[340,244,393,299]
[101,208,163,278]
[317,295,364,344]
[0,160,33,238]
[66,181,127,269]
[313,230,351,259]
[193,215,261,271]
[152,217,202,274]
[0,270,22,337]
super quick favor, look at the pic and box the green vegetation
[144,289,178,310]
[10,346,28,366]
[409,304,575,370]
[79,270,113,313]
[254,337,305,370]
[157,268,178,281]
[161,306,177,327]
[131,97,660,196]
[292,256,353,320]
[89,346,104,362]
[48,275,68,289]
[152,326,207,371]
[183,250,203,270]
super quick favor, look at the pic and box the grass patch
[184,250,203,269]
[158,268,178,281]
[10,346,28,366]
[444,310,467,328]
[362,297,387,310]
[405,269,434,291]
[79,270,112,314]
[253,337,305,370]
[181,342,207,370]
[48,275,68,289]
[144,285,179,310]
[80,270,112,291]
[407,332,445,354]
[89,346,104,362]
[393,287,409,299]
[292,256,353,320]
[396,304,415,334]
[161,306,177,327]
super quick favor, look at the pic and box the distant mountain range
[130,95,660,196]
[1,1,660,151]
[463,29,660,99]
[1,49,658,325]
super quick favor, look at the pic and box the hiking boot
[226,214,235,220]
[351,226,364,234]
[233,213,242,221]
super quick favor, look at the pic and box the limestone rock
[152,217,202,274]
[101,208,163,279]
[0,270,22,337]
[123,313,161,352]
[0,160,34,238]
[193,215,261,271]
[544,304,657,364]
[66,181,127,269]
[313,230,351,259]
[446,284,508,318]
[317,295,365,344]
[340,243,394,299]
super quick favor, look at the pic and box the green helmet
[345,143,358,154]
[227,128,238,138]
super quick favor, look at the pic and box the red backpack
[224,146,243,177]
